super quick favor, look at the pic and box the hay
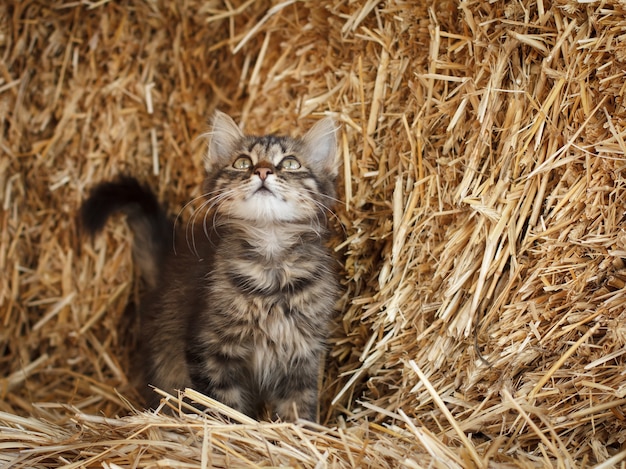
[2,0,626,466]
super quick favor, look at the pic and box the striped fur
[81,112,340,421]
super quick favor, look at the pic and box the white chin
[229,195,301,222]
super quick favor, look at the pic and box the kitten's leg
[272,354,320,422]
[187,348,255,418]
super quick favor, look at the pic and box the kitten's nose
[255,167,273,181]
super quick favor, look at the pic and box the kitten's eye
[233,156,252,170]
[278,156,301,170]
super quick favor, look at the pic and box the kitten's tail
[80,176,171,289]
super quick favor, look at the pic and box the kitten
[80,111,340,422]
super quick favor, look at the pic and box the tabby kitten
[81,111,340,422]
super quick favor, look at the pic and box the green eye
[279,156,301,170]
[233,156,252,170]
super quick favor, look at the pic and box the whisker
[299,188,347,236]
[192,189,238,254]
[308,190,344,206]
[173,188,228,254]
[202,191,233,240]
[298,186,342,206]
[182,189,236,257]
[186,200,206,258]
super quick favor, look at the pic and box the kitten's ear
[206,111,244,171]
[302,117,339,178]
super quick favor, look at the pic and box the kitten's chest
[216,234,321,297]
[206,228,330,351]
[250,301,315,383]
[212,251,323,351]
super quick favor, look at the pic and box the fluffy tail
[80,176,171,289]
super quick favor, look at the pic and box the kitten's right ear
[205,111,244,171]
[302,116,339,178]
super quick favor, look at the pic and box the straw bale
[3,0,626,466]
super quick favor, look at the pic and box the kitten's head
[203,111,338,224]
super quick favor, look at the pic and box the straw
[2,0,626,466]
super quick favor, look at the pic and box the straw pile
[2,0,626,466]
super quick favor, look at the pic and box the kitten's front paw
[274,392,317,422]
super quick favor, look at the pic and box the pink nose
[255,167,273,181]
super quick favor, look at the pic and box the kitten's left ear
[302,117,339,178]
[206,111,244,172]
